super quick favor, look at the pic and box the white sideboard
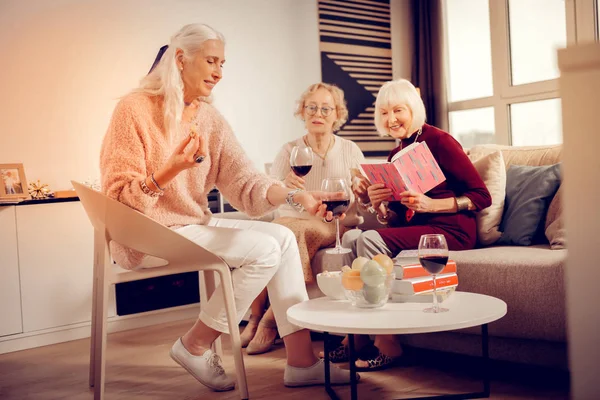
[0,200,200,354]
[0,207,22,337]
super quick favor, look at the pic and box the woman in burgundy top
[330,79,492,370]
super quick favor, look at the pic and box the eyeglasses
[304,105,334,117]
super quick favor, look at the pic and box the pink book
[359,142,445,201]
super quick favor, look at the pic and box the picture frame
[0,163,30,201]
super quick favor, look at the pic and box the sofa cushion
[498,164,561,246]
[450,245,567,342]
[469,150,506,246]
[468,144,562,169]
[545,186,566,249]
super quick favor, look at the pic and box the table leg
[395,324,491,400]
[482,323,490,397]
[347,334,358,400]
[323,332,339,400]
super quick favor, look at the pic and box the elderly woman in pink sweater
[100,23,354,392]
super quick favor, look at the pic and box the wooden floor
[0,319,569,400]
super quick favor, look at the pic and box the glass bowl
[342,272,395,308]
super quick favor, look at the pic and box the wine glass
[290,146,313,177]
[418,234,449,313]
[321,178,352,255]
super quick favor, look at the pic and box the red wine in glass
[419,255,449,275]
[323,199,350,216]
[321,178,352,255]
[291,165,312,177]
[290,146,313,177]
[418,234,449,313]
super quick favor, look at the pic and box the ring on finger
[409,197,415,204]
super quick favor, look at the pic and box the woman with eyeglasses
[239,83,367,355]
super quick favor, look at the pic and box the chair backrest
[71,181,224,267]
[264,162,272,175]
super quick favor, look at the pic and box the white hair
[135,23,225,141]
[374,79,426,137]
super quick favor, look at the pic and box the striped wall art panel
[318,0,396,156]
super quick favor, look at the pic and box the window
[510,99,562,146]
[449,108,495,148]
[443,0,594,146]
[446,0,493,102]
[508,0,567,85]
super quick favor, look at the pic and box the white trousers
[175,217,308,338]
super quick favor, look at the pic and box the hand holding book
[367,183,393,209]
[399,190,435,213]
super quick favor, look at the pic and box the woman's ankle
[374,336,403,357]
[286,354,319,368]
[247,314,263,325]
[181,334,212,356]
[341,334,371,351]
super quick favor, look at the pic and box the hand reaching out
[294,191,347,222]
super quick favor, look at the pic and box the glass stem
[432,274,439,312]
[335,217,341,248]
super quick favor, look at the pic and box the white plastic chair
[72,181,248,400]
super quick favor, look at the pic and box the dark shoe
[355,347,401,372]
[318,344,349,363]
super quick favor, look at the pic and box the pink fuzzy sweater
[100,92,280,268]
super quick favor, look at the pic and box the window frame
[443,0,597,146]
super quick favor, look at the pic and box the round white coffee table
[287,291,507,400]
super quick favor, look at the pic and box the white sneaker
[284,359,359,387]
[169,338,235,392]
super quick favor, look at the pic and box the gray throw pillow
[498,164,562,246]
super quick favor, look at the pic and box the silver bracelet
[150,173,165,191]
[286,189,304,211]
[140,178,163,197]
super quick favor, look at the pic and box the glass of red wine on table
[418,233,450,313]
[321,177,352,255]
[290,146,313,178]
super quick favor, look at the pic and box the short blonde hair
[374,79,426,137]
[294,83,349,132]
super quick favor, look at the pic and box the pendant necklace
[304,135,334,166]
[399,127,423,151]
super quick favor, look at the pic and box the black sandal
[320,344,349,363]
[355,348,401,371]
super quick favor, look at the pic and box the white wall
[0,0,411,191]
[0,0,321,190]
[390,0,413,81]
